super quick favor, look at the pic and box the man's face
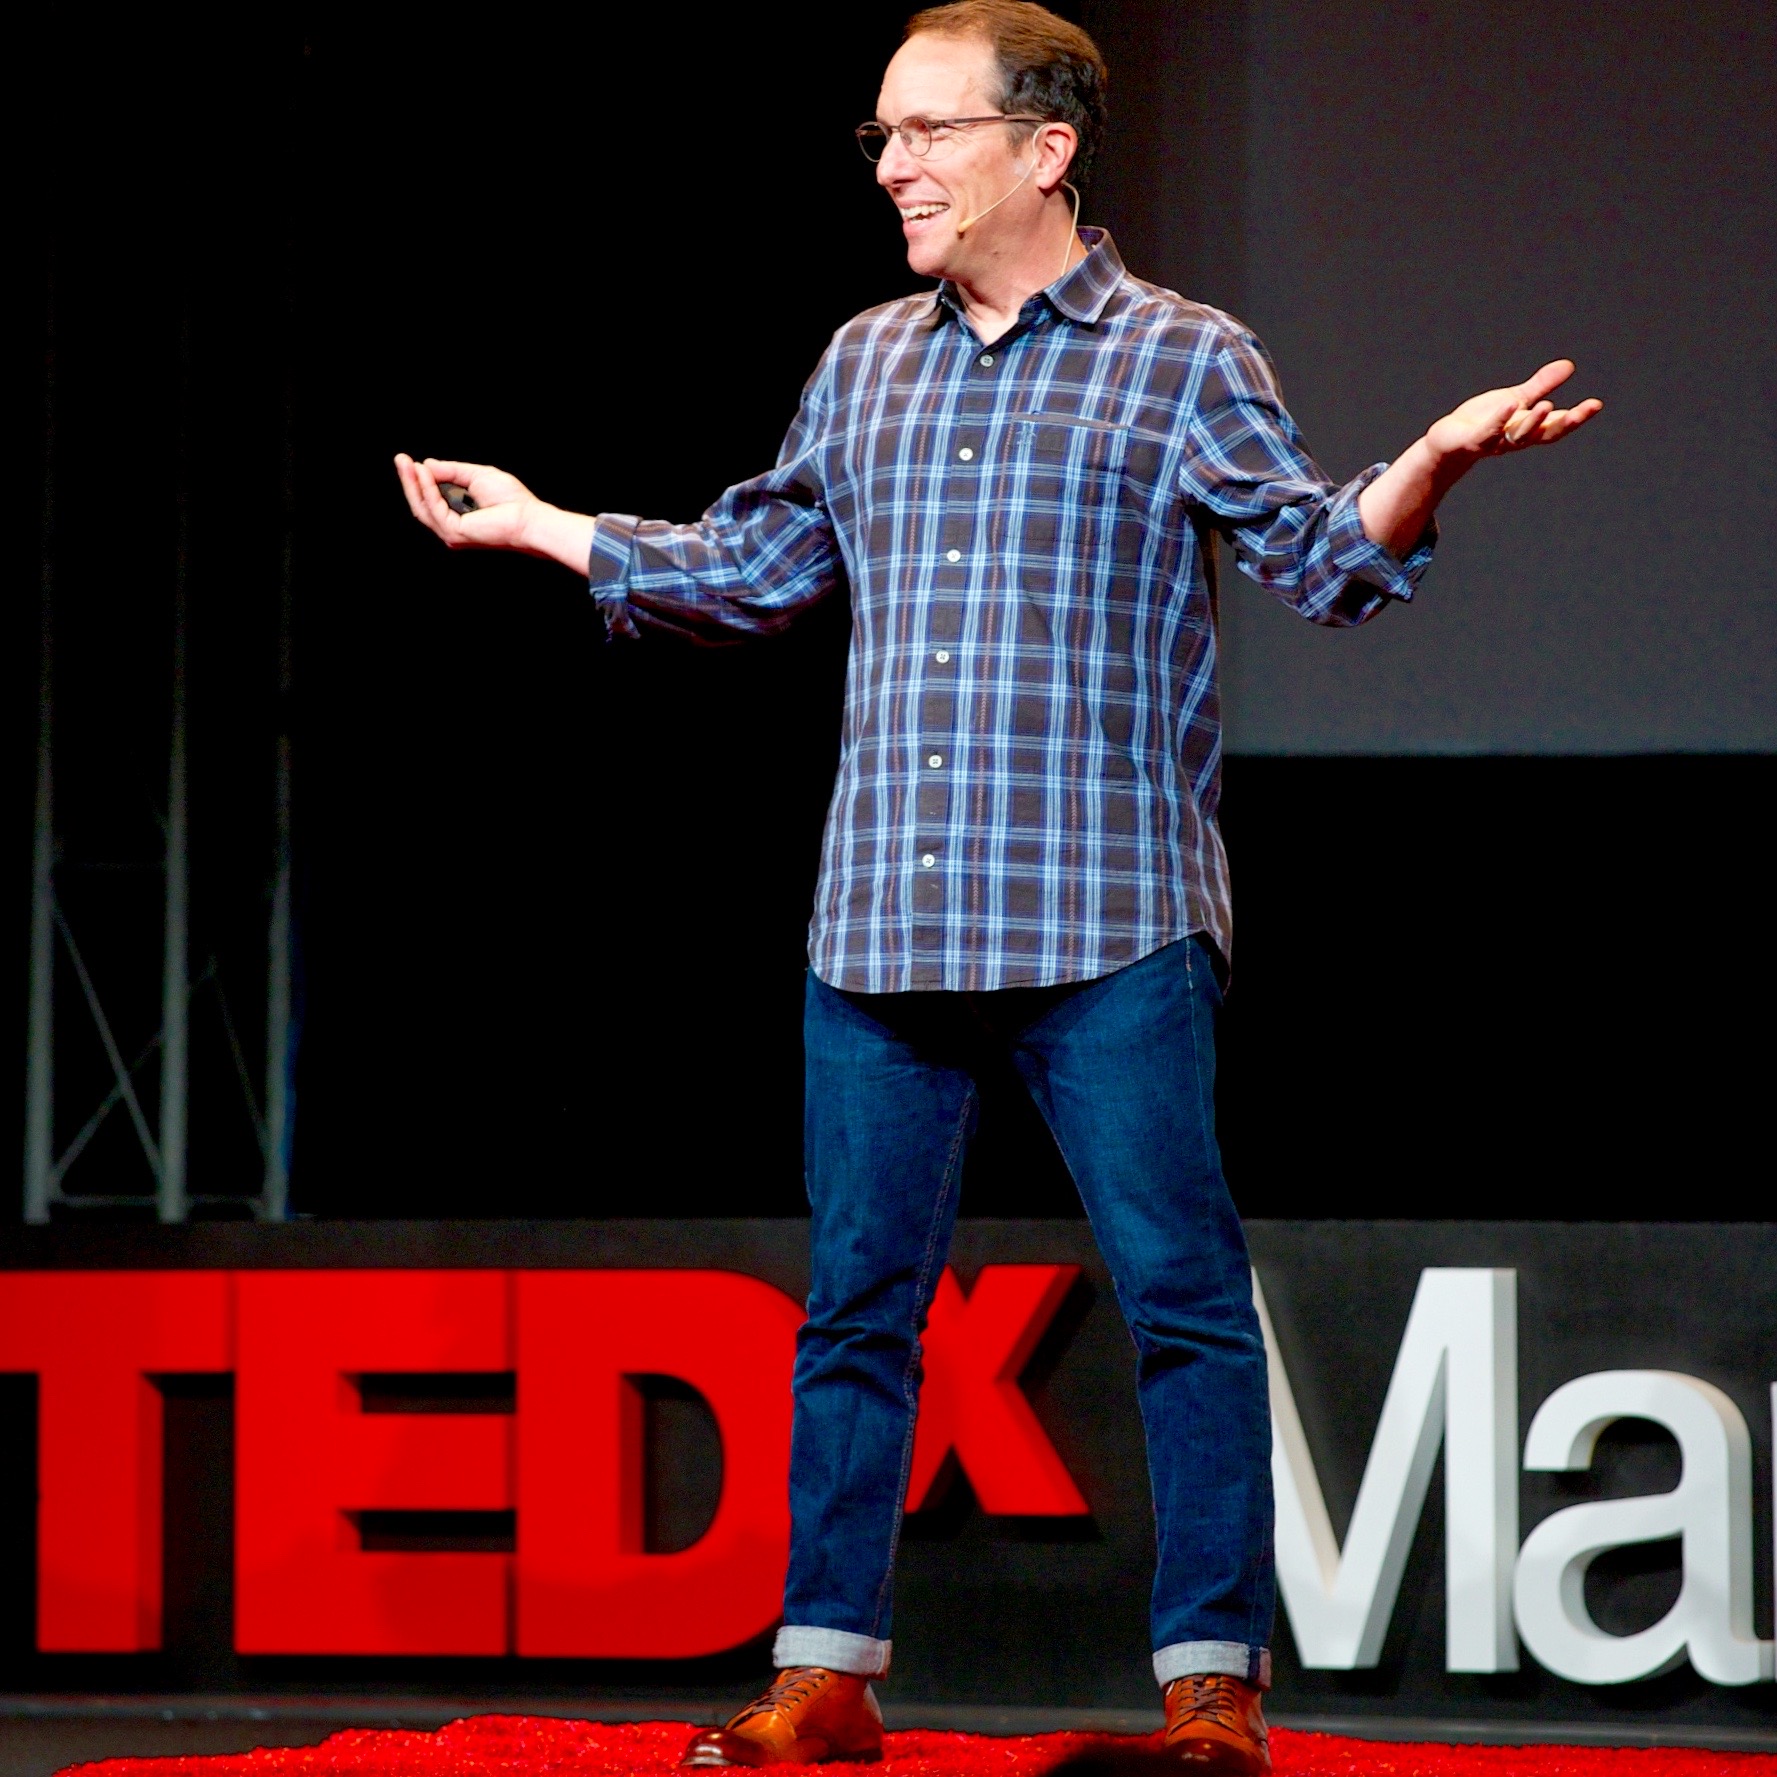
[873,33,1037,283]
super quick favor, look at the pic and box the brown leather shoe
[1161,1674,1271,1775]
[682,1667,884,1767]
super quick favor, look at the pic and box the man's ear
[1033,121,1079,195]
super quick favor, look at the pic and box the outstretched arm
[1358,359,1603,558]
[395,427,841,646]
[394,454,597,574]
[395,336,843,644]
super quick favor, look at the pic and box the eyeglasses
[855,114,1048,162]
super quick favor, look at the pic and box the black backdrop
[6,2,1770,1223]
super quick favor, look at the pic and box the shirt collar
[930,226,1126,330]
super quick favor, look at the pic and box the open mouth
[899,201,950,225]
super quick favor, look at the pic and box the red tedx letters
[0,1263,1086,1655]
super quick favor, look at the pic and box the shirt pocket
[1002,413,1131,584]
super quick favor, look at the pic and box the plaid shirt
[590,231,1432,992]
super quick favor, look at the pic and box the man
[396,5,1598,1770]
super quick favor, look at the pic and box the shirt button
[921,853,936,868]
[979,353,994,367]
[945,548,961,563]
[928,753,943,768]
[958,446,974,461]
[934,649,950,664]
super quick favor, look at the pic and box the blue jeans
[774,936,1274,1691]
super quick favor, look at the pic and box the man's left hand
[1428,358,1603,463]
[1358,358,1604,556]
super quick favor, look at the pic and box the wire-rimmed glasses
[855,114,1048,161]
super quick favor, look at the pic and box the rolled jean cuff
[1153,1641,1271,1690]
[774,1625,892,1678]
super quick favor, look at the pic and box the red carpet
[55,1715,1777,1777]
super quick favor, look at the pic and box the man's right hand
[393,454,597,575]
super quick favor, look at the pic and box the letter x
[905,1264,1089,1515]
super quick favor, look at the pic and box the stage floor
[2,1697,1772,1777]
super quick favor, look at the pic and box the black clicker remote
[441,484,479,515]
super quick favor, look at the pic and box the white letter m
[1256,1266,1518,1673]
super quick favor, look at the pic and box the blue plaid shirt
[590,231,1432,991]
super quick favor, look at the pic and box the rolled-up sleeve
[591,350,844,645]
[1179,330,1435,627]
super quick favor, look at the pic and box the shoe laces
[730,1667,829,1726]
[1166,1674,1248,1737]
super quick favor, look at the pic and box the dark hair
[904,0,1109,187]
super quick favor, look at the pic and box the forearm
[516,502,599,575]
[1357,434,1474,559]
[595,504,840,645]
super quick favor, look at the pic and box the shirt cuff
[1327,462,1438,603]
[587,512,641,640]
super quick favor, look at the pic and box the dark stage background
[6,1,1772,1224]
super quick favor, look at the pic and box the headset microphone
[952,138,1085,285]
[953,155,1036,236]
